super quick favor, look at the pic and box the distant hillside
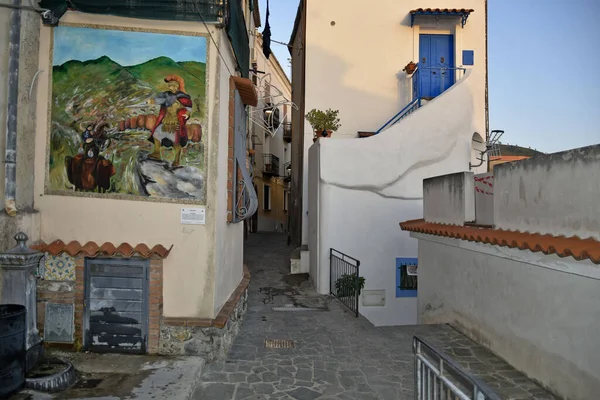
[499,144,544,157]
[52,55,207,128]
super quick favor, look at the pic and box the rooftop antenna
[470,129,503,170]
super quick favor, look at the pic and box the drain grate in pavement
[272,307,328,312]
[265,339,295,349]
[72,378,103,389]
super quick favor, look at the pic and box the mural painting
[48,25,207,202]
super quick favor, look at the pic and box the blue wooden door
[419,34,454,99]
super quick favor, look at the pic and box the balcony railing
[375,64,466,134]
[262,154,280,177]
[283,122,292,143]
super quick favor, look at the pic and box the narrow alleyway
[193,232,417,400]
[193,233,556,400]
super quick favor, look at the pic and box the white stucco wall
[494,144,600,240]
[416,233,600,400]
[213,31,244,315]
[34,13,240,319]
[309,65,484,326]
[474,171,494,225]
[301,0,487,260]
[423,172,475,225]
[304,0,486,139]
[307,144,319,282]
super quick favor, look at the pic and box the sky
[257,0,600,153]
[53,26,207,66]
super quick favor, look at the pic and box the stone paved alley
[192,233,556,400]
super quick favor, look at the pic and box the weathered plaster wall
[307,143,319,283]
[423,172,475,225]
[416,234,600,400]
[0,7,41,253]
[213,31,243,315]
[474,172,494,225]
[494,144,600,240]
[33,12,233,319]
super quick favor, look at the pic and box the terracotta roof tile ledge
[31,239,173,259]
[400,219,600,264]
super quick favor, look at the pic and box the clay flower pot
[313,129,333,142]
[403,61,417,75]
[129,117,138,130]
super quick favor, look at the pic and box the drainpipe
[4,0,21,217]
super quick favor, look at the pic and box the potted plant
[305,108,341,142]
[403,61,417,75]
[334,273,366,298]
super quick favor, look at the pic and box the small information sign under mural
[181,207,205,225]
[44,303,74,343]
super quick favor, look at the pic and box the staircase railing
[376,66,421,134]
[413,336,501,400]
[374,65,467,134]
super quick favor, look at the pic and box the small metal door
[84,258,149,354]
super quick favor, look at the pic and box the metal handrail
[413,336,501,400]
[330,248,361,317]
[375,64,468,134]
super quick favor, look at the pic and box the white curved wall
[311,71,485,326]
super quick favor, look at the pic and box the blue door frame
[419,34,454,99]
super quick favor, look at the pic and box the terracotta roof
[31,240,173,259]
[231,76,258,107]
[400,219,600,264]
[410,8,474,14]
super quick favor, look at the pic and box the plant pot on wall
[403,61,417,75]
[313,129,333,142]
[306,108,341,143]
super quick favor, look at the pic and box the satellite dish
[470,130,504,170]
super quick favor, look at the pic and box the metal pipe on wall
[4,0,21,217]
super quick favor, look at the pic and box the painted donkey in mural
[65,122,116,192]
[147,74,192,167]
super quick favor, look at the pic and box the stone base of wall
[159,265,250,362]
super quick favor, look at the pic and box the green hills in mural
[52,55,206,128]
[49,55,207,198]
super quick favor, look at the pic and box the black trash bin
[0,304,26,398]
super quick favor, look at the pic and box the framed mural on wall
[46,24,208,203]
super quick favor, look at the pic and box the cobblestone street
[193,232,419,400]
[193,233,556,400]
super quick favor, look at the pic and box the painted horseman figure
[147,75,192,167]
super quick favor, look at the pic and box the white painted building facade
[249,35,292,233]
[291,0,489,326]
[403,145,600,400]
